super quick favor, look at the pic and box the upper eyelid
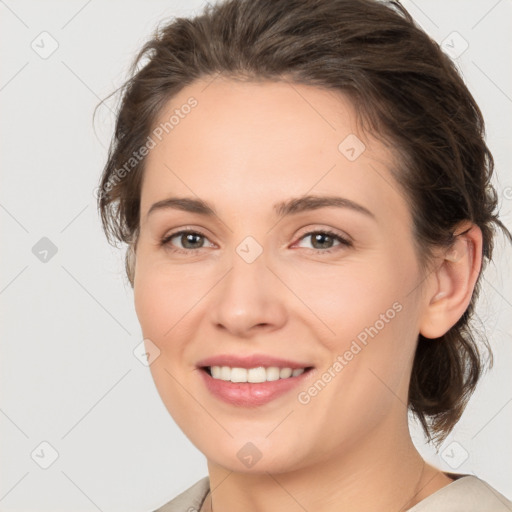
[162,226,215,241]
[163,229,216,247]
[163,227,351,248]
[296,230,350,243]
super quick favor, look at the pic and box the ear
[419,222,483,339]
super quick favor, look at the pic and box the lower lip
[199,368,312,406]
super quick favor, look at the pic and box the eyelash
[159,228,352,255]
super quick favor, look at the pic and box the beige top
[154,474,512,511]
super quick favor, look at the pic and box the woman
[97,0,512,510]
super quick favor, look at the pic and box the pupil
[314,233,332,249]
[183,233,202,248]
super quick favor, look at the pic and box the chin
[195,435,311,475]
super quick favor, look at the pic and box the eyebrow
[146,195,375,220]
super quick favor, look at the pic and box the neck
[202,420,452,512]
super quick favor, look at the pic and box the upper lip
[197,354,312,369]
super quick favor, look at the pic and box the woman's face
[134,77,431,473]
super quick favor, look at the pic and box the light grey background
[1,1,511,510]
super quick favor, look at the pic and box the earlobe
[419,223,482,339]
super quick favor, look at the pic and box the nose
[209,246,288,338]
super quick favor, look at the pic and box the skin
[132,77,482,512]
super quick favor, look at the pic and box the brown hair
[96,0,511,444]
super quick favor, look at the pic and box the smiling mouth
[201,365,313,383]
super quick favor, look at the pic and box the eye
[160,229,215,253]
[160,228,352,255]
[295,230,352,253]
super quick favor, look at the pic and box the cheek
[293,303,418,447]
[134,262,206,426]
[285,251,420,403]
[283,256,406,349]
[134,269,168,341]
[134,255,205,340]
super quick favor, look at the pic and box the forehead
[149,77,360,166]
[140,77,410,225]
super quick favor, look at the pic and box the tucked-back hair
[97,0,511,444]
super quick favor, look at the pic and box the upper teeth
[209,366,305,383]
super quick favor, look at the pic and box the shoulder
[153,477,210,512]
[151,474,512,512]
[407,474,512,512]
